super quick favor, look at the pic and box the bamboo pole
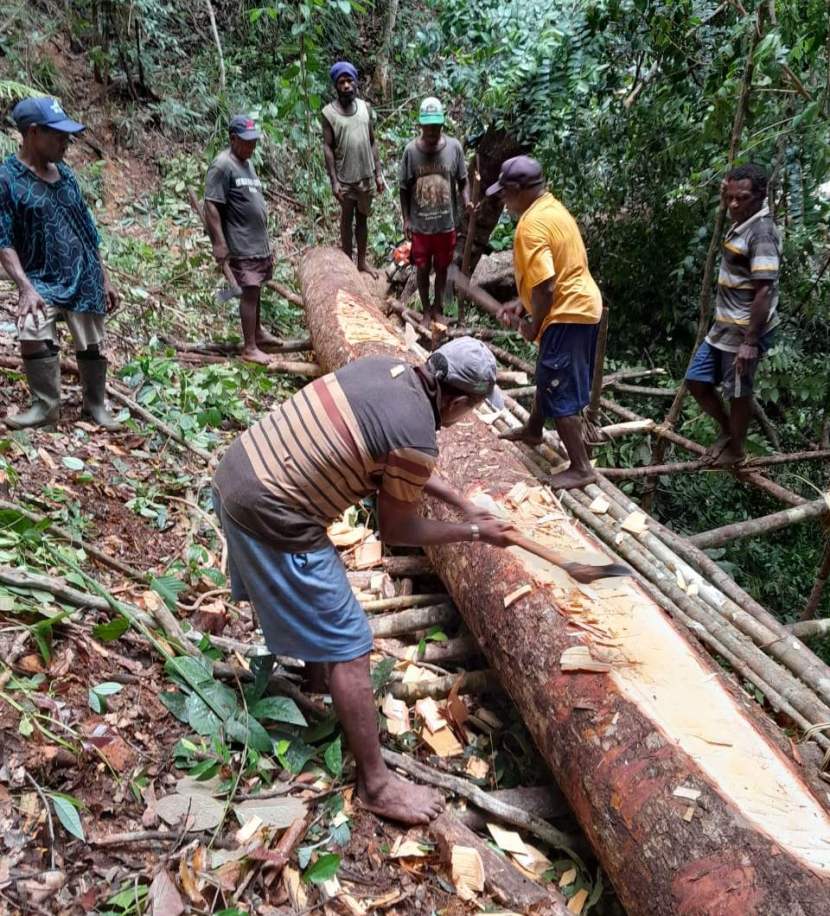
[642,6,765,512]
[689,498,829,550]
[586,307,610,427]
[456,155,481,326]
[600,450,830,481]
[601,396,807,507]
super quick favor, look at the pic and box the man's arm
[521,277,554,342]
[0,247,47,325]
[378,490,516,548]
[400,187,412,239]
[366,103,384,194]
[99,257,120,315]
[203,200,229,263]
[735,279,773,375]
[422,471,497,524]
[322,116,344,204]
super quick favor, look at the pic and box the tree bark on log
[301,248,830,916]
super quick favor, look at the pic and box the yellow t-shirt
[513,192,602,338]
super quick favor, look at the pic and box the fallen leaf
[154,791,225,832]
[17,869,65,905]
[233,795,307,828]
[147,868,184,916]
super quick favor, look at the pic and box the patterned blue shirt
[0,155,105,315]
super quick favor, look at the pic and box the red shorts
[410,230,457,270]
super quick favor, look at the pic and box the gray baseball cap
[486,155,544,196]
[429,337,504,408]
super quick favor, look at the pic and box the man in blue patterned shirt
[0,98,121,430]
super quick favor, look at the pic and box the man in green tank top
[322,62,384,278]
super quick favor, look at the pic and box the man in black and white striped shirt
[686,163,782,466]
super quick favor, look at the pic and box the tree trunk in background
[301,248,830,916]
[373,0,399,101]
[454,127,524,278]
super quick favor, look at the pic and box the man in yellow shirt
[489,156,602,489]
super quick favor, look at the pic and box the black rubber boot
[7,356,61,430]
[78,357,121,430]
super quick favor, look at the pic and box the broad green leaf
[250,695,307,727]
[61,456,85,471]
[49,793,85,840]
[159,690,188,722]
[225,711,274,752]
[303,853,341,885]
[245,654,276,705]
[186,683,236,736]
[280,739,316,775]
[93,682,124,696]
[165,655,214,690]
[371,657,396,692]
[88,689,105,714]
[92,617,130,642]
[323,735,343,778]
[306,713,337,744]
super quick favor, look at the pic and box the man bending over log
[490,156,602,489]
[204,115,279,365]
[212,339,517,824]
[686,163,781,466]
[322,62,385,278]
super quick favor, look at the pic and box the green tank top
[322,99,375,184]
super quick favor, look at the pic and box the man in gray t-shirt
[399,98,470,327]
[204,115,277,365]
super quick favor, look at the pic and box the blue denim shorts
[213,492,373,663]
[685,331,774,399]
[536,322,600,419]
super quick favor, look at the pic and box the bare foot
[241,347,271,366]
[710,448,745,468]
[256,329,283,350]
[498,425,544,446]
[547,467,597,490]
[358,773,445,825]
[358,262,379,280]
[703,431,731,462]
[420,311,432,329]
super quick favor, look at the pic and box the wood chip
[382,694,410,736]
[506,481,530,505]
[560,646,612,673]
[415,697,447,734]
[504,584,532,608]
[568,887,589,914]
[465,756,489,780]
[675,569,686,591]
[402,664,434,685]
[559,867,577,887]
[620,511,649,535]
[673,785,702,801]
[478,409,503,425]
[512,843,552,878]
[235,815,263,844]
[390,836,429,858]
[683,806,695,822]
[354,540,383,569]
[486,823,527,856]
[451,845,485,900]
[329,522,368,548]
[422,727,464,758]
[404,322,418,349]
[475,708,504,730]
[687,581,700,597]
[390,364,406,378]
[588,496,610,514]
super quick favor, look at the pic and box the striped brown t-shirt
[213,356,439,551]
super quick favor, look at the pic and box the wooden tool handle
[506,532,570,569]
[449,267,522,329]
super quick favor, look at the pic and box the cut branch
[689,499,829,550]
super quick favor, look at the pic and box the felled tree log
[301,248,830,916]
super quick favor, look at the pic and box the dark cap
[428,338,504,409]
[229,115,262,141]
[486,155,544,196]
[12,97,85,135]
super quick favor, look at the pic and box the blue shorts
[536,322,599,419]
[685,331,774,399]
[213,493,373,663]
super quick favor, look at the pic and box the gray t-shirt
[398,137,467,234]
[204,150,270,259]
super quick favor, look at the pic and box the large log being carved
[300,247,830,916]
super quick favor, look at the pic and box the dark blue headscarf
[330,61,358,85]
